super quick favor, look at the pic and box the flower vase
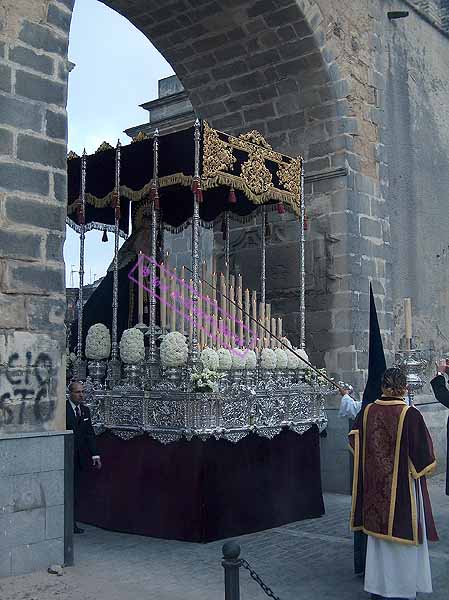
[88,360,107,387]
[123,363,142,388]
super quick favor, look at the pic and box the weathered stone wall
[0,0,71,434]
[382,2,449,356]
[0,431,72,576]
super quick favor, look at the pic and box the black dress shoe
[74,525,85,534]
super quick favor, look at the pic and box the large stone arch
[101,0,355,372]
[0,0,366,436]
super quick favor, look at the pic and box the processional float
[66,120,333,445]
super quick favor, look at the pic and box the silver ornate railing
[83,368,329,444]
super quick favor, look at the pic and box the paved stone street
[0,475,447,600]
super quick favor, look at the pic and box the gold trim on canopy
[201,121,302,216]
[67,121,303,218]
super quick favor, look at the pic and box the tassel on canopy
[102,228,108,242]
[228,187,237,204]
[277,202,285,214]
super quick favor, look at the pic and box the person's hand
[436,359,449,375]
[338,385,349,396]
[92,456,102,470]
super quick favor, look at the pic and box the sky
[64,0,174,287]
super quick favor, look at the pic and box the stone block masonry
[0,431,73,577]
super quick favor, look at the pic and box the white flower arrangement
[200,347,219,371]
[274,348,288,369]
[260,348,276,370]
[217,347,232,370]
[160,331,188,368]
[296,348,309,370]
[85,323,111,361]
[245,349,257,370]
[119,328,145,364]
[304,366,331,386]
[231,349,246,369]
[190,368,221,392]
[280,336,292,349]
[286,349,301,370]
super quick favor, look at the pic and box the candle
[271,317,276,348]
[266,304,271,346]
[263,336,269,348]
[170,267,177,331]
[204,295,210,346]
[237,273,243,292]
[180,277,185,335]
[212,301,218,347]
[138,251,143,324]
[259,302,265,342]
[251,290,257,349]
[265,317,271,348]
[237,285,243,347]
[220,272,226,322]
[244,289,250,347]
[201,261,207,285]
[229,285,235,346]
[277,317,282,339]
[189,278,193,341]
[160,261,166,330]
[212,255,217,277]
[404,298,412,350]
[211,271,217,303]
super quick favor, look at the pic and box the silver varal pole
[76,149,87,378]
[261,206,267,305]
[111,140,121,361]
[190,119,201,365]
[148,129,159,368]
[299,158,305,349]
[225,210,230,282]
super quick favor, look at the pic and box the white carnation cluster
[260,348,276,370]
[245,350,257,370]
[191,368,221,392]
[119,328,145,364]
[217,348,232,370]
[85,323,111,361]
[231,349,246,369]
[280,336,292,349]
[274,348,288,369]
[160,331,189,367]
[200,347,219,371]
[286,347,309,370]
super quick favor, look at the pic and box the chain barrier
[241,559,281,600]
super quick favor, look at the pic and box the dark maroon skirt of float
[78,426,324,542]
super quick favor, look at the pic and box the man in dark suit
[66,381,102,533]
[430,359,449,496]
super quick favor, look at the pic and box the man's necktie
[75,405,81,424]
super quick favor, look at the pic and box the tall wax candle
[244,288,250,347]
[138,251,144,324]
[237,285,243,347]
[169,267,177,331]
[277,317,282,339]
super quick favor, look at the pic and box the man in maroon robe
[349,368,438,599]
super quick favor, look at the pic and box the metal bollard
[222,541,242,600]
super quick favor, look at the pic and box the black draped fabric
[77,427,324,542]
[362,284,387,407]
[69,265,135,352]
[354,283,386,574]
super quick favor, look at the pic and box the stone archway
[101,0,354,370]
[0,0,376,430]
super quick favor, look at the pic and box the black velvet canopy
[66,122,303,236]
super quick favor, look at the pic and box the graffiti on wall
[0,351,58,427]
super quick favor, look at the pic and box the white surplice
[364,479,432,599]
